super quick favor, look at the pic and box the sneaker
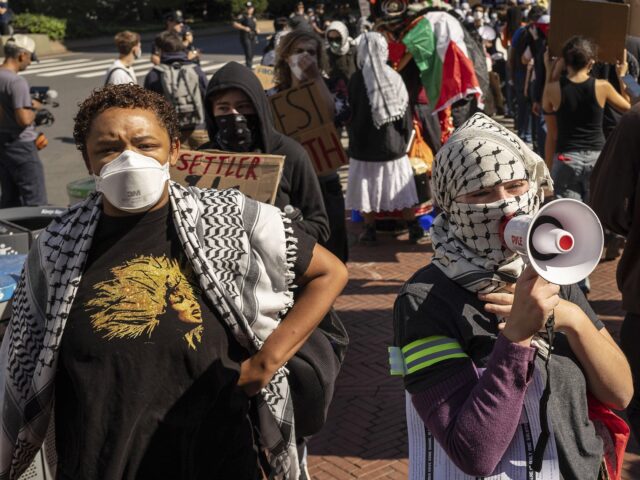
[409,224,425,244]
[359,224,377,244]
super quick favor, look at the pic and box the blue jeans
[552,150,599,293]
[551,150,600,203]
[0,135,48,208]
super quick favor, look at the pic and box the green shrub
[12,13,67,41]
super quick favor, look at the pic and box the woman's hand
[495,265,560,345]
[479,283,515,318]
[297,53,321,81]
[237,353,276,397]
[616,50,629,78]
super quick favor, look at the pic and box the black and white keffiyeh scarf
[430,113,552,293]
[0,182,300,479]
[356,32,409,129]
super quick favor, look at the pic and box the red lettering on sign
[177,153,191,171]
[316,130,346,170]
[236,157,248,178]
[301,137,323,172]
[511,235,523,247]
[216,156,229,175]
[202,156,216,175]
[225,157,237,177]
[245,157,260,180]
[188,154,204,175]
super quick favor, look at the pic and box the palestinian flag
[402,11,483,113]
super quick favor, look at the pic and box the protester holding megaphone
[393,113,632,479]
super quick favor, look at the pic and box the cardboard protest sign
[270,81,348,175]
[549,0,629,64]
[255,65,275,90]
[626,0,640,36]
[172,150,284,205]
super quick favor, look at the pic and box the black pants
[621,312,640,442]
[240,35,254,69]
[0,135,48,208]
[318,173,348,263]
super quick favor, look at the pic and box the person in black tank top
[543,36,630,202]
[555,76,605,153]
[543,36,630,294]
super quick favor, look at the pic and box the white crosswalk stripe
[21,56,256,80]
[20,58,93,75]
[39,58,150,77]
[79,59,212,79]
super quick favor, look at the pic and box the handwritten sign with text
[270,81,348,175]
[172,149,284,204]
[255,65,276,90]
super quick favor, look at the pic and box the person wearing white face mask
[271,29,350,263]
[104,30,140,86]
[0,84,348,480]
[325,21,356,85]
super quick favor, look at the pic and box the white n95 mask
[93,150,170,213]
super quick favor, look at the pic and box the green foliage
[12,13,67,40]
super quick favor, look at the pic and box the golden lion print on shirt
[86,255,203,349]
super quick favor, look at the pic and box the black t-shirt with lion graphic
[55,203,312,480]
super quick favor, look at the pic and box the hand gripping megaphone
[502,199,604,285]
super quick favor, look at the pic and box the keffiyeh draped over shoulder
[430,113,552,293]
[356,32,409,129]
[0,182,301,479]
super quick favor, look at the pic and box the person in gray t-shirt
[0,35,47,207]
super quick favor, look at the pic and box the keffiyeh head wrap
[430,113,552,293]
[356,32,409,129]
[326,21,351,56]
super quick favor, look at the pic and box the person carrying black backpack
[144,31,209,149]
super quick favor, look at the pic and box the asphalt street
[22,31,267,206]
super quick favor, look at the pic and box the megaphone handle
[531,312,555,472]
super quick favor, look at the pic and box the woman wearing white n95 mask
[0,84,347,480]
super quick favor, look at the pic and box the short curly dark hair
[73,84,180,159]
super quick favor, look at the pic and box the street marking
[80,59,212,79]
[39,58,149,77]
[133,60,214,79]
[199,62,228,73]
[33,58,61,65]
[20,58,93,75]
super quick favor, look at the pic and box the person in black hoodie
[199,61,330,244]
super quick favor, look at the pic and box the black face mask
[214,113,259,152]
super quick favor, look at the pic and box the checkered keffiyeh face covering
[430,113,552,293]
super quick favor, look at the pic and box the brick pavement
[307,224,640,479]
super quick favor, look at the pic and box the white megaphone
[502,199,604,285]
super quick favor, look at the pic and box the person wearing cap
[0,34,48,207]
[0,1,13,35]
[233,2,260,69]
[151,10,185,66]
